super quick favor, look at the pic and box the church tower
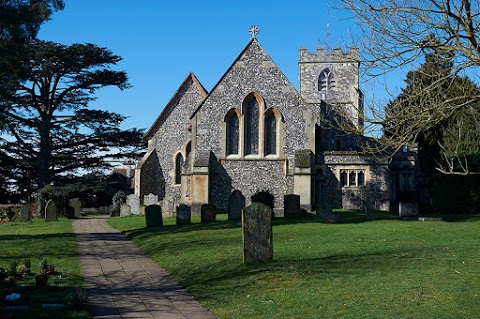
[298,47,363,129]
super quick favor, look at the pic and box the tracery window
[340,169,366,187]
[245,97,259,155]
[174,153,184,185]
[319,68,335,92]
[223,94,283,159]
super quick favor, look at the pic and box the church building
[135,29,414,215]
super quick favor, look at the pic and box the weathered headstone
[201,204,217,223]
[68,198,82,218]
[176,204,191,225]
[399,202,419,219]
[228,190,245,220]
[284,194,301,218]
[19,204,31,222]
[162,195,175,217]
[145,205,163,227]
[242,202,273,264]
[120,204,131,217]
[144,193,158,206]
[316,202,331,220]
[139,205,146,216]
[45,200,58,221]
[126,194,140,215]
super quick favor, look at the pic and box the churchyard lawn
[109,211,480,319]
[0,218,89,318]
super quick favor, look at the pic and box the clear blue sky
[37,0,389,133]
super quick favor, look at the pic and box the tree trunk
[37,122,52,188]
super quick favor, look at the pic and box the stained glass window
[175,153,183,185]
[227,113,239,155]
[265,112,277,155]
[245,98,259,155]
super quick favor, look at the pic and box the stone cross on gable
[249,25,259,38]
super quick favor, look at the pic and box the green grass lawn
[109,212,480,319]
[0,218,89,318]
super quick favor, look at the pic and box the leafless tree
[336,0,480,175]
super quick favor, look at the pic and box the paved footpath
[72,216,216,319]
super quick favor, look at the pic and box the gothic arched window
[174,153,184,185]
[225,110,240,155]
[319,68,335,92]
[265,110,278,155]
[245,96,259,155]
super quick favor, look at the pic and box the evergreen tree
[0,40,144,197]
[384,45,480,175]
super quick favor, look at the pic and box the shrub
[251,190,275,209]
[39,258,48,275]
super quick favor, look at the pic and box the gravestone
[162,196,175,217]
[176,204,191,225]
[399,202,419,219]
[120,204,131,217]
[228,190,245,220]
[242,202,273,264]
[145,205,163,227]
[126,194,140,215]
[68,198,82,218]
[19,204,31,222]
[201,204,217,223]
[284,194,301,218]
[316,202,331,220]
[144,193,158,206]
[45,200,58,221]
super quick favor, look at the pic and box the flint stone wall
[140,76,205,205]
[322,152,391,211]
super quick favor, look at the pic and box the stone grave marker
[176,204,191,225]
[19,204,31,222]
[228,190,245,220]
[284,194,301,218]
[201,204,217,222]
[120,204,131,217]
[144,193,158,206]
[45,200,58,221]
[242,202,273,264]
[68,198,82,218]
[162,195,175,216]
[399,202,419,219]
[145,205,163,227]
[126,194,140,215]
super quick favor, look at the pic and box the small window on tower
[318,68,335,92]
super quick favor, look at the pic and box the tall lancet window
[319,68,335,92]
[265,111,277,155]
[245,96,259,155]
[226,110,240,155]
[174,153,184,185]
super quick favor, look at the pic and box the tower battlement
[299,47,359,64]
